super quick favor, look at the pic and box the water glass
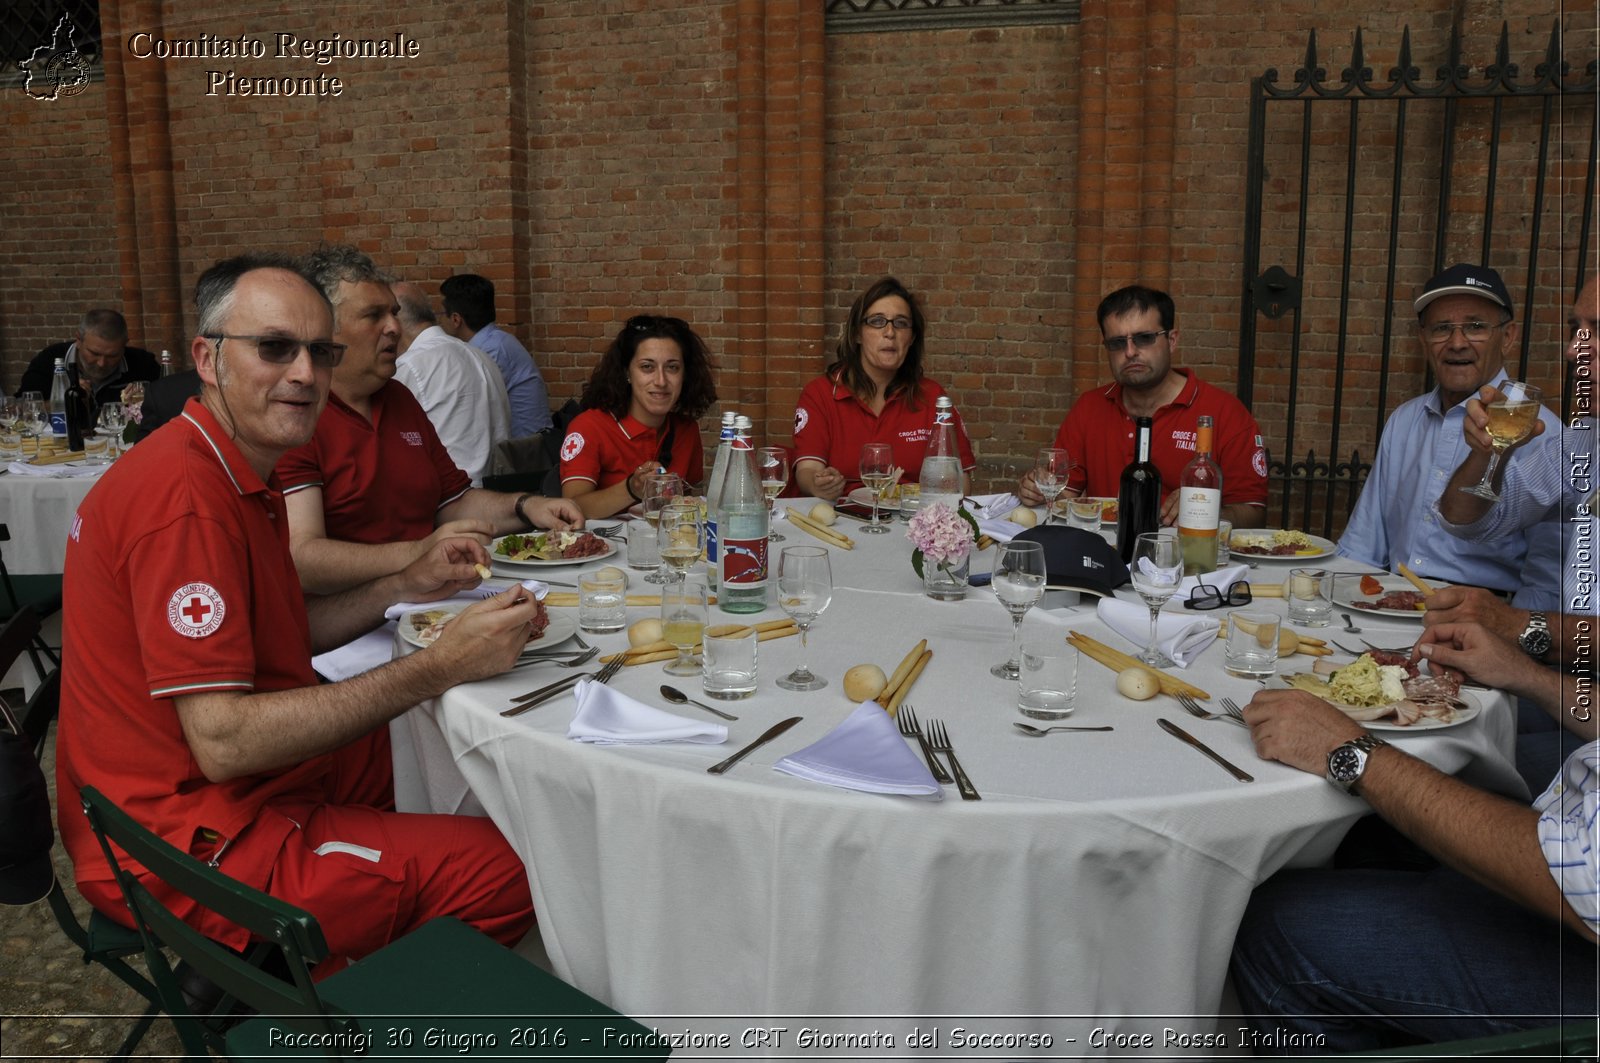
[776,546,833,690]
[83,433,112,465]
[1019,642,1079,719]
[1216,519,1233,566]
[578,568,628,633]
[1067,498,1102,529]
[1287,568,1334,627]
[1224,609,1280,678]
[702,627,758,700]
[625,520,660,571]
[0,428,21,463]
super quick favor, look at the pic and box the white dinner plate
[490,533,617,568]
[398,606,579,653]
[1274,677,1481,732]
[1227,529,1335,562]
[847,485,902,512]
[1332,573,1440,619]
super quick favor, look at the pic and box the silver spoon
[1013,722,1114,736]
[1340,612,1362,634]
[660,684,739,721]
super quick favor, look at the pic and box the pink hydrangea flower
[906,503,974,566]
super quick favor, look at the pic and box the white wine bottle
[1176,415,1222,576]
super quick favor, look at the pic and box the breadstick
[787,509,855,549]
[1396,562,1435,598]
[876,639,928,707]
[607,622,799,666]
[1066,630,1210,700]
[883,649,932,718]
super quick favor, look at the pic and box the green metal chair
[80,785,668,1060]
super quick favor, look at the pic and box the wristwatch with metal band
[1327,733,1388,794]
[1518,611,1552,658]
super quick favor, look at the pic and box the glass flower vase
[923,554,970,601]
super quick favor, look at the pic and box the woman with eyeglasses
[792,277,976,502]
[559,315,719,519]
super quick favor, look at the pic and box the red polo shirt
[559,409,704,489]
[57,399,339,946]
[279,382,471,543]
[1054,369,1269,507]
[791,373,977,491]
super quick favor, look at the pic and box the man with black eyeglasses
[1019,284,1269,528]
[1336,263,1562,612]
[56,254,541,972]
[279,246,582,595]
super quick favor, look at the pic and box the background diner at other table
[791,276,976,503]
[558,314,718,519]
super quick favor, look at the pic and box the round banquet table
[0,465,106,574]
[393,500,1522,1054]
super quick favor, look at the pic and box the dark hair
[1096,285,1176,333]
[580,315,718,421]
[439,274,497,331]
[828,276,926,407]
[195,252,327,336]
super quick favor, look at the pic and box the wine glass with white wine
[858,442,895,534]
[990,540,1047,679]
[757,446,788,542]
[1460,381,1542,501]
[656,500,705,585]
[660,579,708,677]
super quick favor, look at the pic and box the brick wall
[0,1,1592,531]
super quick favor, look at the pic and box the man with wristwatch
[279,246,582,594]
[1230,622,1597,1051]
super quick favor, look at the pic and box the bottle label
[705,518,720,565]
[721,534,768,587]
[1177,488,1221,535]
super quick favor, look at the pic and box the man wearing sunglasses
[280,246,582,594]
[56,254,541,972]
[1018,285,1268,528]
[1336,264,1563,612]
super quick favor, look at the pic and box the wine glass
[19,398,47,459]
[757,446,788,542]
[1129,532,1185,667]
[660,580,708,677]
[656,500,705,585]
[96,402,128,459]
[858,442,895,534]
[989,540,1047,679]
[776,546,833,691]
[1460,381,1542,501]
[641,472,684,584]
[1033,447,1071,524]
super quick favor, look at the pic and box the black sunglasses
[207,334,345,368]
[1185,579,1252,610]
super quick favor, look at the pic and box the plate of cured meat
[398,601,577,653]
[1279,652,1480,731]
[1228,528,1335,561]
[1333,572,1439,619]
[491,530,615,567]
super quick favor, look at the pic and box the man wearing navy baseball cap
[1336,263,1563,611]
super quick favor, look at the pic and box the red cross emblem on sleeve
[167,582,226,639]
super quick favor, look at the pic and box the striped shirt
[1535,741,1600,935]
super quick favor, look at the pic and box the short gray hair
[392,282,437,328]
[78,309,128,341]
[302,244,392,308]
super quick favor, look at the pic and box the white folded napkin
[382,579,548,622]
[773,702,942,797]
[567,679,728,745]
[6,460,106,478]
[975,516,1027,544]
[312,623,399,681]
[966,492,1022,520]
[1096,597,1220,668]
[1178,563,1250,600]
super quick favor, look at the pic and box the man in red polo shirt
[57,253,542,962]
[1020,285,1268,528]
[281,246,582,594]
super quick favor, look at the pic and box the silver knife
[707,716,802,775]
[1157,718,1254,782]
[501,673,590,716]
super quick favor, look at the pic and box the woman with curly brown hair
[559,314,719,518]
[792,276,975,502]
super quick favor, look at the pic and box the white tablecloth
[395,502,1521,1051]
[0,467,104,574]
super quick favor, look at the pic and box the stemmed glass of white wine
[641,473,685,584]
[858,442,895,534]
[757,446,788,542]
[660,580,708,677]
[776,546,833,691]
[1129,532,1184,667]
[989,540,1047,679]
[1460,381,1542,501]
[1033,447,1071,524]
[656,500,705,585]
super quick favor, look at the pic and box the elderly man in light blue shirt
[440,273,553,438]
[1337,263,1564,610]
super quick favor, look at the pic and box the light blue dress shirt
[471,322,552,437]
[1337,371,1565,609]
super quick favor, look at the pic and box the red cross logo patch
[167,582,226,639]
[560,432,584,462]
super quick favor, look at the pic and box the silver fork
[895,705,953,785]
[502,655,622,716]
[1176,692,1250,730]
[1219,697,1249,725]
[511,646,599,669]
[926,719,980,801]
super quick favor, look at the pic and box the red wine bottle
[1116,416,1161,563]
